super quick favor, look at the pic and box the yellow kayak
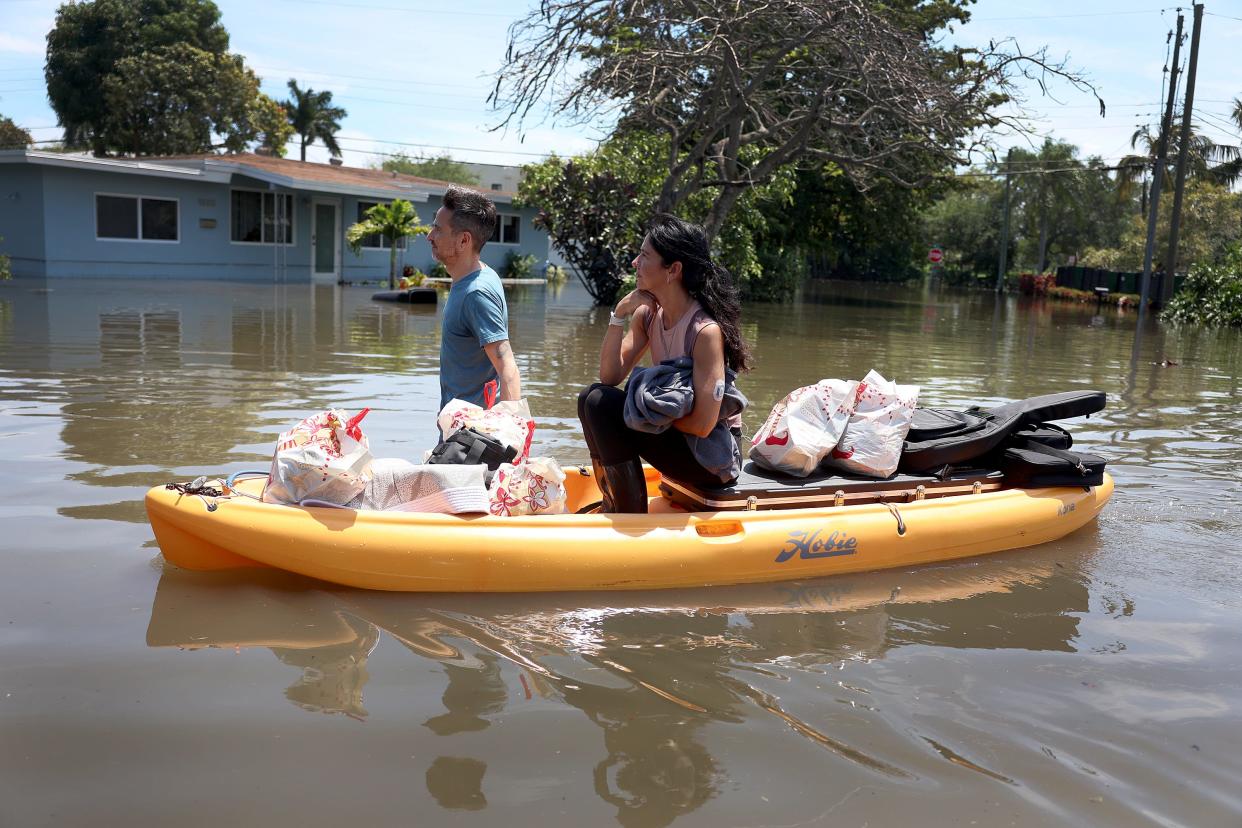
[144,467,1113,592]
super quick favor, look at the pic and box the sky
[1,0,1241,170]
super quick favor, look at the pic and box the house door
[311,200,339,282]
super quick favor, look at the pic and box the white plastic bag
[749,380,859,477]
[436,398,535,463]
[487,457,568,516]
[262,408,373,505]
[824,370,919,478]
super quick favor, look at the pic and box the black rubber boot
[590,457,614,513]
[600,459,648,514]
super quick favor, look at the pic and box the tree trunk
[703,186,747,242]
[389,244,397,290]
[300,137,307,162]
[1037,210,1049,273]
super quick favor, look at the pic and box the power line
[971,7,1170,21]
[267,0,512,16]
[333,135,582,158]
[252,66,484,92]
[17,134,567,160]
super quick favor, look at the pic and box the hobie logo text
[776,529,858,563]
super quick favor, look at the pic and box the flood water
[1,276,1239,827]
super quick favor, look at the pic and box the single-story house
[0,150,549,281]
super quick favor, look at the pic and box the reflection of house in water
[147,554,1091,821]
[0,282,443,492]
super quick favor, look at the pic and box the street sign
[928,247,944,264]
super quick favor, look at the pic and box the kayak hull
[144,472,1113,592]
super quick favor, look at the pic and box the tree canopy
[1081,179,1242,273]
[44,0,279,156]
[376,152,479,185]
[0,116,33,150]
[282,80,347,162]
[921,179,1011,284]
[519,131,798,304]
[1006,140,1127,272]
[493,0,1098,240]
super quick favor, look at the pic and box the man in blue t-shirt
[428,186,522,413]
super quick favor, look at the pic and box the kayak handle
[695,520,744,540]
[225,470,270,499]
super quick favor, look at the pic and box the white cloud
[0,33,45,57]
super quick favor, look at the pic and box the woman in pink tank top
[578,214,753,513]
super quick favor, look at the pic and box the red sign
[928,247,944,264]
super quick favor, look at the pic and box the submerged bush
[1162,246,1242,327]
[503,251,538,280]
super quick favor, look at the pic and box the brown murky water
[1,277,1239,827]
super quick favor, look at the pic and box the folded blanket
[336,458,490,513]
[623,357,748,483]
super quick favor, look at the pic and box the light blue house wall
[0,164,47,278]
[0,151,548,282]
[341,193,546,281]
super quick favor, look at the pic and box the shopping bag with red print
[487,457,568,517]
[749,380,858,477]
[263,408,373,505]
[436,398,535,463]
[823,370,919,478]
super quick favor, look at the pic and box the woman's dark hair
[646,213,753,372]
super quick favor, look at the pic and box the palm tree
[1116,124,1215,215]
[1208,97,1242,188]
[346,199,429,289]
[282,79,347,162]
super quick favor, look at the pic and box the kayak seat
[900,390,1105,474]
[658,461,1002,512]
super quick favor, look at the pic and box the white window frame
[490,212,521,246]
[94,192,181,244]
[355,200,408,251]
[229,187,296,246]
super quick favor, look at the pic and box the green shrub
[503,251,538,280]
[429,261,450,280]
[614,274,636,304]
[1162,246,1242,327]
[0,236,10,280]
[741,245,807,302]
[400,265,426,287]
[545,264,568,284]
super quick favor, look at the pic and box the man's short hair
[441,186,497,253]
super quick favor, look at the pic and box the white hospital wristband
[608,310,629,327]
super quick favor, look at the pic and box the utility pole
[1164,2,1204,306]
[1138,11,1184,321]
[996,147,1013,293]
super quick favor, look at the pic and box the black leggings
[577,383,736,489]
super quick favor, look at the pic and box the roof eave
[0,149,232,183]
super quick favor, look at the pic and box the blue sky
[1,0,1240,168]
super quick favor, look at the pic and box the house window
[490,214,520,245]
[231,190,293,244]
[355,200,407,249]
[490,183,502,191]
[95,194,179,242]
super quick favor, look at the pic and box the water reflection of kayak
[144,468,1112,592]
[145,551,1084,721]
[145,551,1066,653]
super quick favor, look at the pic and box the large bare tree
[492,0,1100,239]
